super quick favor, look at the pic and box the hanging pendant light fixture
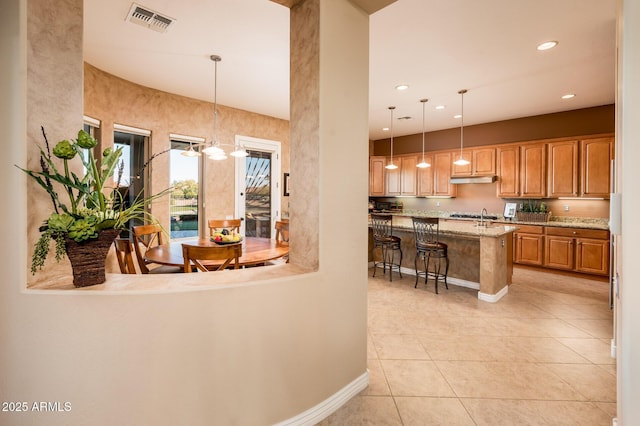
[453,89,471,166]
[416,98,431,168]
[181,141,201,157]
[385,106,398,170]
[202,54,227,160]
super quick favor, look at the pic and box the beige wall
[1,1,372,425]
[83,63,290,231]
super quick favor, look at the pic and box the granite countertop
[378,210,610,231]
[375,215,518,238]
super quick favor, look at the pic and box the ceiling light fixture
[435,105,445,110]
[453,89,471,166]
[561,93,576,99]
[385,106,398,170]
[181,141,201,157]
[417,99,431,169]
[202,55,227,160]
[537,40,558,51]
[395,84,409,91]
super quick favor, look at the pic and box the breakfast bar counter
[369,215,518,302]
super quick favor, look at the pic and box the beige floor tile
[362,359,391,396]
[371,333,430,360]
[556,337,616,364]
[367,331,379,359]
[490,317,592,338]
[461,399,613,426]
[536,303,614,320]
[565,318,615,338]
[381,359,455,397]
[368,309,415,334]
[547,363,617,402]
[596,402,617,418]
[395,397,475,425]
[318,395,402,425]
[436,361,586,400]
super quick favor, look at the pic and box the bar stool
[370,214,402,281]
[412,216,449,293]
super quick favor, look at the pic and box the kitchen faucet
[480,208,488,227]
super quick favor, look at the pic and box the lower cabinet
[514,225,544,266]
[513,225,610,276]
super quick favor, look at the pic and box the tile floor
[319,267,616,425]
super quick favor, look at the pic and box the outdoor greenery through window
[170,140,200,239]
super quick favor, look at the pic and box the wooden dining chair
[208,219,241,236]
[274,220,289,245]
[113,237,137,274]
[132,224,182,274]
[182,243,242,272]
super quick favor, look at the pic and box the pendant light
[385,106,398,170]
[202,54,227,160]
[453,89,471,166]
[416,98,431,168]
[181,141,201,157]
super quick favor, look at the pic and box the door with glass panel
[113,130,148,237]
[234,136,281,238]
[169,140,201,239]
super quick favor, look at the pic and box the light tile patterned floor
[318,267,615,425]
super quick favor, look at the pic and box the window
[170,139,201,239]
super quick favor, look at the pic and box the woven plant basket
[64,229,120,287]
[515,211,552,223]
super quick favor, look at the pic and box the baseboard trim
[274,371,369,426]
[478,285,509,303]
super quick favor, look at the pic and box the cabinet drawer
[545,227,609,240]
[516,225,544,234]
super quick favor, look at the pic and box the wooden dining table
[144,236,289,269]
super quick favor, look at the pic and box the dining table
[144,236,289,269]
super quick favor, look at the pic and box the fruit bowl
[210,237,243,245]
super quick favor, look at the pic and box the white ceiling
[84,0,617,142]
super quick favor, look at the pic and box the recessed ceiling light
[537,41,558,51]
[435,105,445,110]
[561,93,576,99]
[454,114,462,119]
[382,127,389,131]
[395,84,409,91]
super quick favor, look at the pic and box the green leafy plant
[17,127,171,274]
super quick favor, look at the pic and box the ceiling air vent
[126,3,175,33]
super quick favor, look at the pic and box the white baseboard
[611,338,617,359]
[274,371,369,426]
[478,285,509,303]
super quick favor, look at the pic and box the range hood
[450,175,497,184]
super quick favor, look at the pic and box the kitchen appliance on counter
[449,212,498,220]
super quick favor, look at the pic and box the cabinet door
[433,151,456,197]
[385,158,401,196]
[497,145,520,197]
[544,235,574,270]
[369,156,386,196]
[473,147,496,176]
[515,233,544,266]
[581,138,612,198]
[400,155,418,196]
[547,141,578,197]
[417,154,434,196]
[576,238,609,275]
[520,143,546,198]
[451,150,472,176]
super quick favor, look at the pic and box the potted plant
[516,200,551,223]
[17,127,170,287]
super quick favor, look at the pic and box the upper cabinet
[386,155,418,196]
[369,156,386,196]
[417,154,434,196]
[433,151,457,197]
[546,137,613,199]
[581,137,612,198]
[451,147,496,177]
[497,142,546,198]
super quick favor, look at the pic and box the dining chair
[275,220,289,245]
[182,243,242,272]
[132,224,183,274]
[208,219,241,236]
[113,237,137,274]
[370,214,402,281]
[412,216,449,293]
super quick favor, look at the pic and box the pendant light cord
[421,99,427,163]
[459,89,467,158]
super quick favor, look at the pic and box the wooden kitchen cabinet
[417,154,434,196]
[514,225,544,266]
[386,155,418,196]
[544,227,610,275]
[452,147,496,177]
[547,140,579,197]
[369,156,386,196]
[497,142,546,198]
[581,137,613,198]
[433,151,457,197]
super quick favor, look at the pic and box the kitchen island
[369,214,518,302]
